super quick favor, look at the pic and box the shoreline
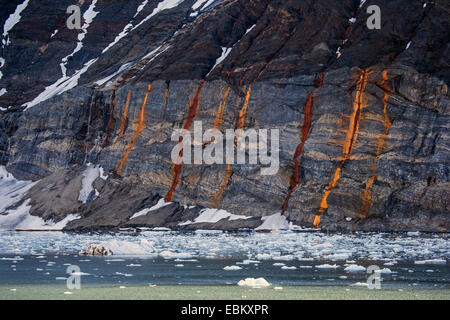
[1,284,449,300]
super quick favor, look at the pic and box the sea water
[0,230,448,299]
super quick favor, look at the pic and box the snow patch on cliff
[78,164,108,204]
[207,46,232,76]
[134,0,149,18]
[95,62,133,86]
[179,208,251,226]
[255,213,290,230]
[0,166,36,213]
[130,199,173,219]
[24,58,98,110]
[2,0,30,47]
[0,166,79,230]
[23,2,100,109]
[61,0,99,77]
[102,0,150,54]
[131,0,186,33]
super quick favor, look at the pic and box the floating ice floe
[374,268,392,274]
[237,260,260,265]
[223,265,242,271]
[315,264,339,269]
[326,253,350,261]
[237,277,270,288]
[255,253,272,260]
[99,239,155,256]
[160,250,193,259]
[414,259,446,265]
[344,265,366,273]
[281,266,297,270]
[350,282,368,287]
[274,286,283,290]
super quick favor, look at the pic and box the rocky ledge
[0,0,448,232]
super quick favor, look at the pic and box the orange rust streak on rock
[213,87,231,130]
[281,67,329,215]
[281,91,314,213]
[103,90,116,147]
[360,70,392,218]
[256,61,272,81]
[341,70,369,158]
[116,88,132,142]
[210,84,252,208]
[116,84,152,174]
[164,81,205,203]
[314,69,369,227]
[237,84,252,130]
[211,163,232,208]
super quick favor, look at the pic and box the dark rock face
[0,0,448,232]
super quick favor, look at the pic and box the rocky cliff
[0,0,448,232]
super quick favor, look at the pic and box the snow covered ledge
[255,213,302,231]
[0,166,79,230]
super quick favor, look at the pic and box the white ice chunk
[237,277,270,287]
[414,259,446,265]
[315,264,339,269]
[281,266,297,270]
[344,265,366,273]
[374,268,392,274]
[100,239,156,255]
[223,265,242,271]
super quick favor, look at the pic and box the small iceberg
[237,277,270,288]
